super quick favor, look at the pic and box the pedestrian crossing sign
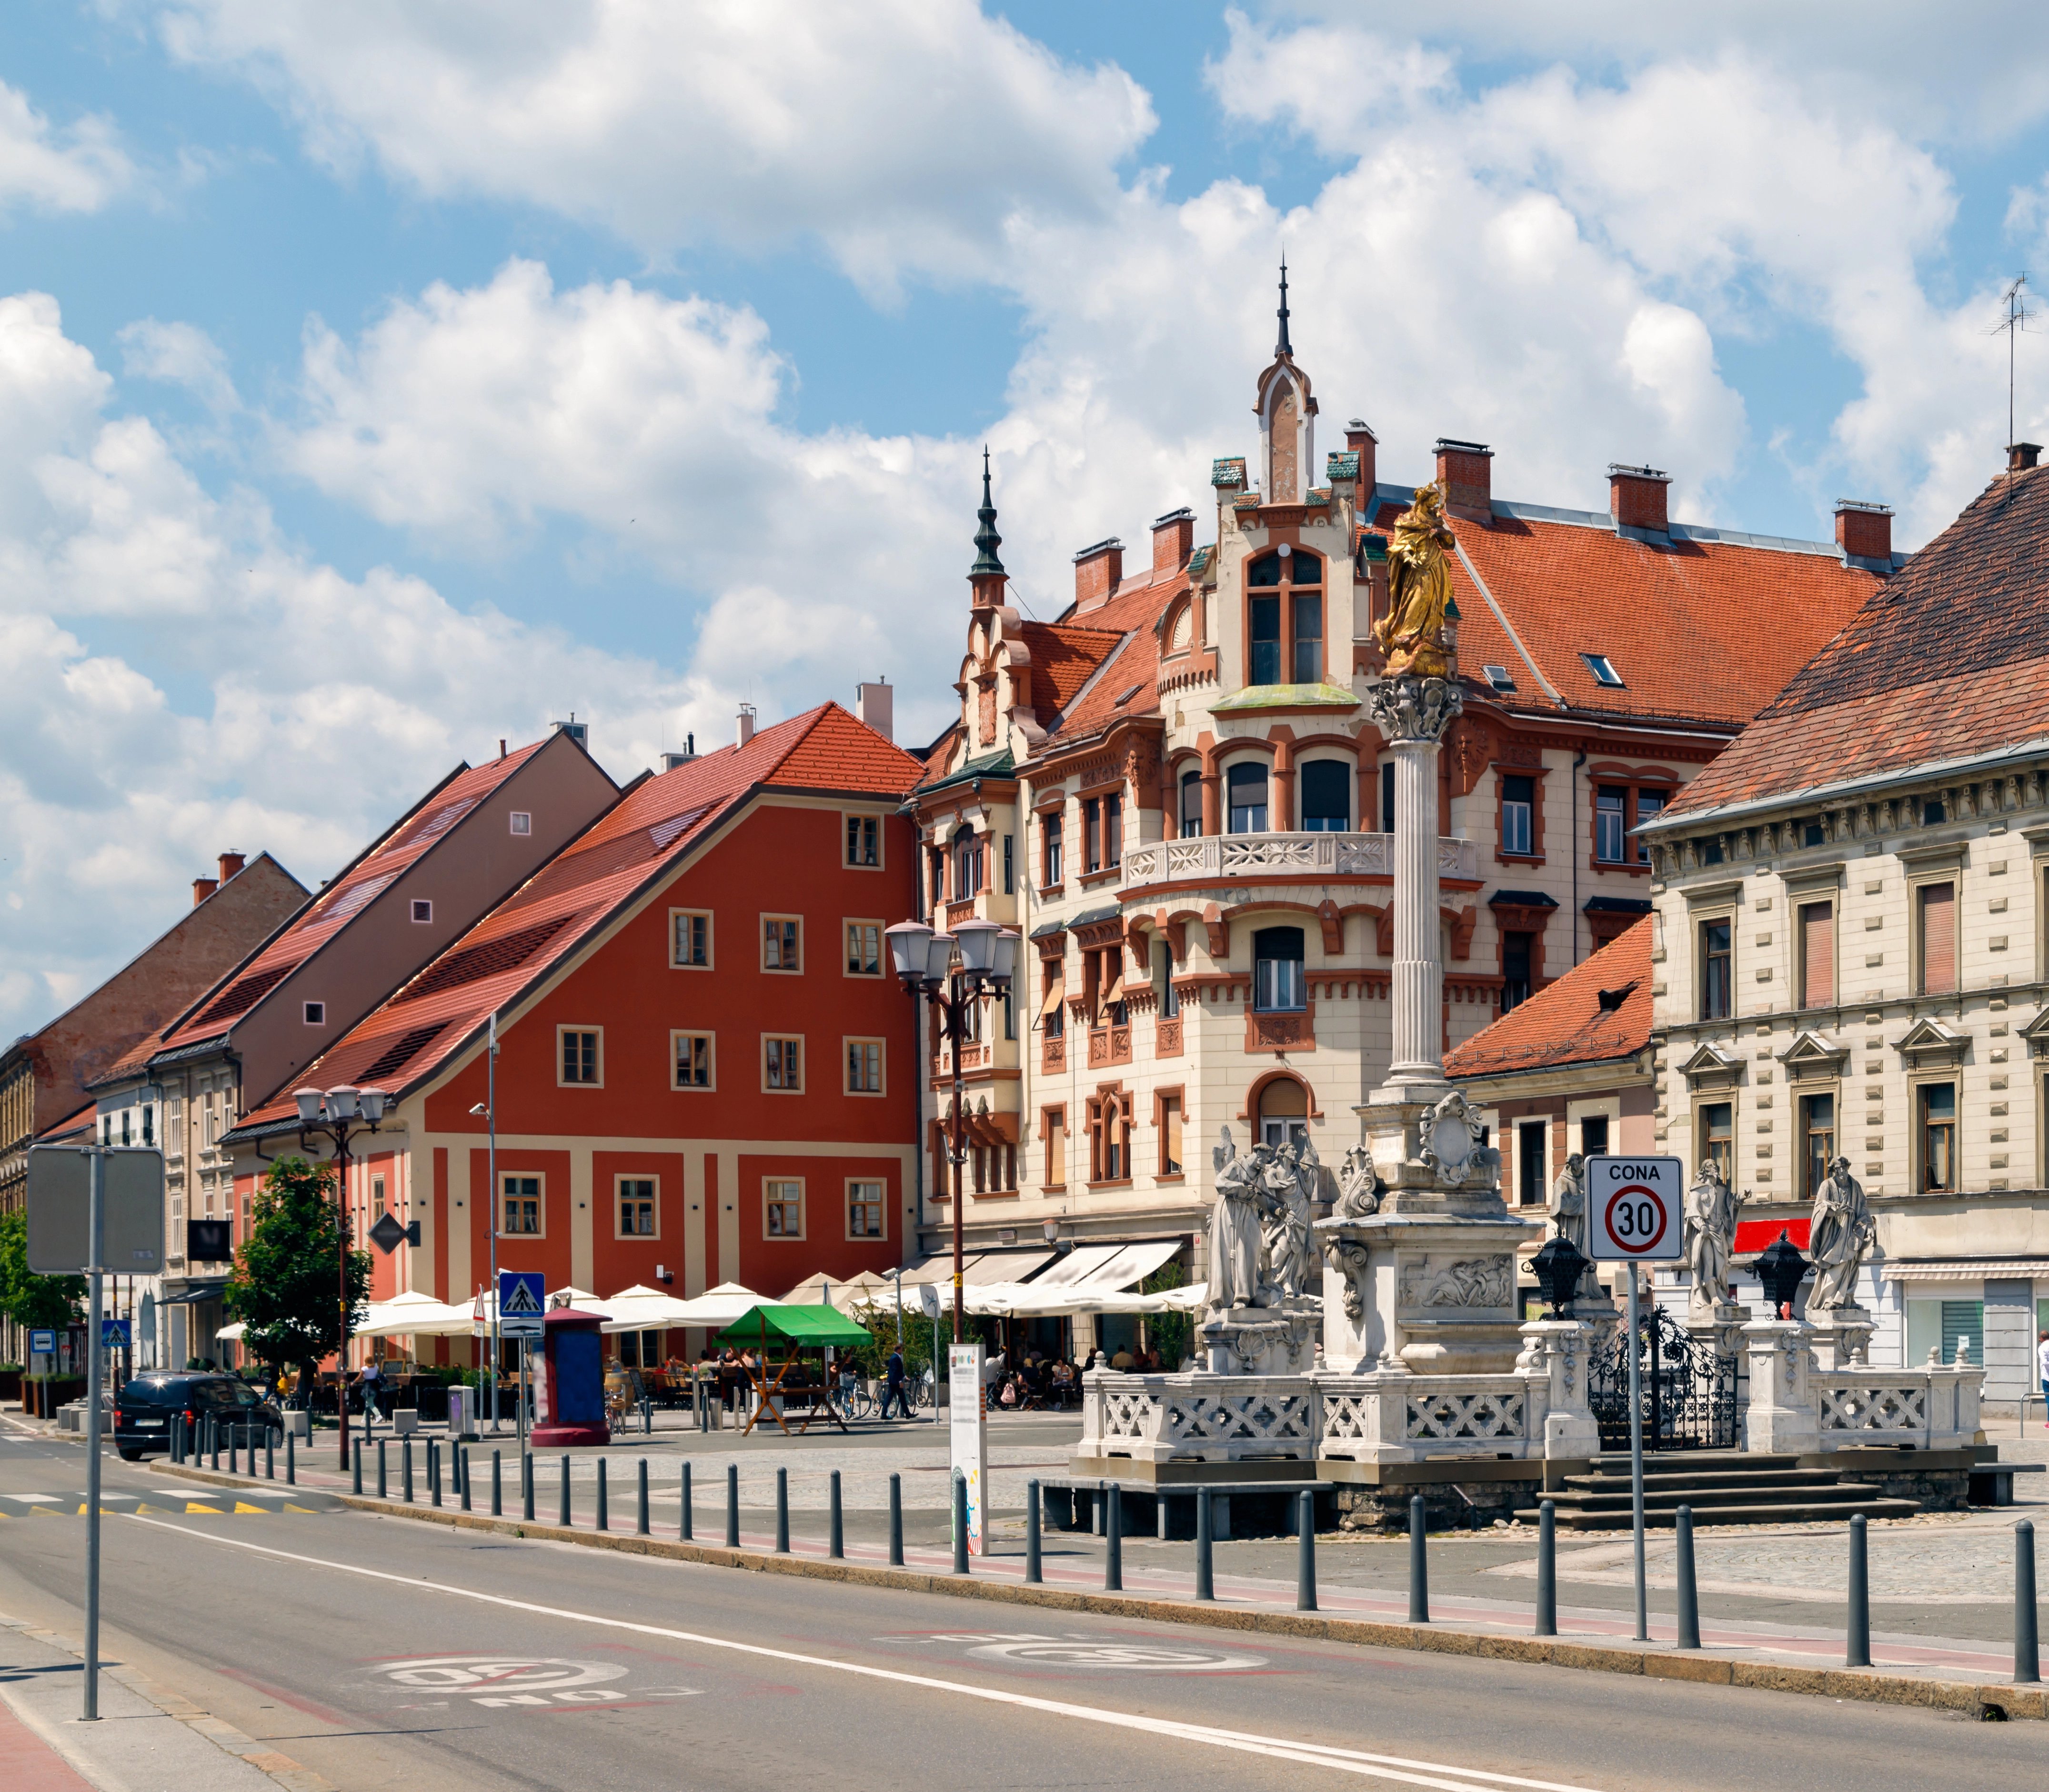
[100,1318,131,1350]
[499,1270,545,1336]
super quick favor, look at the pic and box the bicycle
[834,1382,877,1422]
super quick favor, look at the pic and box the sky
[7,1,2049,1045]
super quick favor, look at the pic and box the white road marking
[120,1512,1603,1791]
[0,1494,63,1504]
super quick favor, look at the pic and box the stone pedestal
[1743,1316,1819,1454]
[1199,1300,1318,1376]
[1684,1300,1749,1362]
[1808,1302,1876,1370]
[1516,1317,1601,1458]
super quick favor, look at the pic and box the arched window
[1258,1076,1309,1151]
[1179,769,1204,838]
[1245,547,1324,686]
[1300,760,1350,832]
[953,830,984,898]
[1226,761,1269,833]
[1253,925,1305,1013]
[1088,1093,1129,1182]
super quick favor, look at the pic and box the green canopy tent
[715,1302,872,1434]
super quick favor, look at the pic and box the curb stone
[150,1461,2048,1722]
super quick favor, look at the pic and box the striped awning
[1879,1260,2049,1283]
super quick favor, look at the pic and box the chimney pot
[1433,439,1492,521]
[1071,538,1125,612]
[2009,441,2042,472]
[217,851,246,884]
[1607,463,1671,536]
[192,877,219,907]
[1344,420,1378,508]
[736,704,756,748]
[1149,510,1194,581]
[1834,499,1893,563]
[855,680,894,742]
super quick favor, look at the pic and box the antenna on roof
[1992,273,2034,490]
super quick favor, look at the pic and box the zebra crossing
[0,1488,337,1517]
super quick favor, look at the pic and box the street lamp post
[292,1084,387,1468]
[885,919,1017,1343]
[468,1013,502,1432]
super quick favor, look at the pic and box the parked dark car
[113,1373,283,1461]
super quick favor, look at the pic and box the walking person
[881,1344,912,1420]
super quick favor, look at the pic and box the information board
[1584,1155,1684,1261]
[26,1147,165,1273]
[948,1342,987,1557]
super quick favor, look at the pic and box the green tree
[225,1157,370,1388]
[0,1207,85,1334]
[1141,1261,1192,1369]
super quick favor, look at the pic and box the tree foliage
[225,1156,370,1380]
[0,1207,85,1332]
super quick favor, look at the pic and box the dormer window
[1483,664,1516,692]
[1245,548,1324,686]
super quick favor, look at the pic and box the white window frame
[303,1001,325,1026]
[410,899,433,924]
[509,811,532,836]
[670,908,713,970]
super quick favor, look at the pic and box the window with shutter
[1918,882,1956,994]
[1799,901,1835,1008]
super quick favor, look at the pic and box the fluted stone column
[1367,675,1463,1102]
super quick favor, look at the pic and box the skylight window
[1482,664,1516,692]
[1581,653,1625,688]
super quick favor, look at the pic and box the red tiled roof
[1021,620,1124,717]
[1666,463,2049,818]
[1446,919,1651,1080]
[1386,502,1884,730]
[155,744,547,1053]
[1055,621,1162,741]
[230,703,919,1133]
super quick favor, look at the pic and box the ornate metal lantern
[1529,1232,1588,1316]
[1755,1229,1811,1315]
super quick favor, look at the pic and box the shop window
[1700,919,1732,1019]
[1252,926,1305,1012]
[1227,762,1269,834]
[1918,1083,1957,1192]
[1300,761,1349,832]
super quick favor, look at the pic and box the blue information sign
[100,1318,131,1350]
[499,1270,545,1337]
[30,1329,56,1356]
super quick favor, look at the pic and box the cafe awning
[714,1303,874,1348]
[356,1291,476,1338]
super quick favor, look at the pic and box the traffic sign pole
[83,1147,105,1721]
[1627,1260,1646,1642]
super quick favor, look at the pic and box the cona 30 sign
[1584,1155,1684,1261]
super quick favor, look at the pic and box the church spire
[970,446,1005,576]
[1276,258,1292,359]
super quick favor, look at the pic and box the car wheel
[118,1448,145,1462]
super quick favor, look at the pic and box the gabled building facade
[221,703,924,1366]
[908,287,1897,1342]
[1642,442,2049,1398]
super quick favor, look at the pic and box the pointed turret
[969,447,1007,611]
[1254,261,1316,502]
[1276,257,1292,359]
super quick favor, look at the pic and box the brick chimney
[1834,499,1892,563]
[1072,538,1124,613]
[1434,439,1492,522]
[1608,464,1670,535]
[1346,420,1377,505]
[191,877,219,906]
[2009,442,2042,472]
[736,703,755,748]
[218,851,246,883]
[1150,510,1194,581]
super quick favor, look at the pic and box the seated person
[1109,1343,1136,1371]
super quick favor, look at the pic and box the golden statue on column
[1373,482,1457,679]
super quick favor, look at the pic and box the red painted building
[223,702,924,1364]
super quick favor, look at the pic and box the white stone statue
[1417,1089,1498,1187]
[1206,1128,1265,1313]
[1683,1157,1740,1311]
[1258,1143,1317,1303]
[1550,1151,1587,1257]
[1808,1156,1875,1310]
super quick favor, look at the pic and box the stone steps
[1513,1450,1923,1531]
[1512,1495,1921,1531]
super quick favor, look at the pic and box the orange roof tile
[229,703,919,1134]
[1446,919,1651,1080]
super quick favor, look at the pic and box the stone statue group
[1547,1149,1875,1313]
[1205,1127,1319,1312]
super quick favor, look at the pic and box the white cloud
[155,0,1155,294]
[0,79,133,215]
[118,318,241,415]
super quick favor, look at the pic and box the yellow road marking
[233,1502,265,1514]
[185,1502,222,1513]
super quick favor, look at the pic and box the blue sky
[6,1,2049,1041]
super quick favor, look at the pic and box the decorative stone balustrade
[1813,1358,1984,1452]
[1119,830,1479,893]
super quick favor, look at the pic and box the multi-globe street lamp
[884,917,1018,1343]
[291,1083,387,1467]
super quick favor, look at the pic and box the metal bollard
[681,1461,692,1541]
[829,1470,843,1559]
[1105,1484,1123,1592]
[889,1472,904,1566]
[377,1440,388,1500]
[430,1437,442,1508]
[288,1428,296,1486]
[1846,1512,1870,1669]
[2018,1518,2040,1684]
[726,1462,740,1548]
[266,1429,275,1480]
[596,1458,609,1532]
[774,1466,789,1552]
[637,1459,650,1536]
[1195,1488,1215,1602]
[1408,1495,1429,1624]
[1296,1490,1317,1612]
[522,1452,534,1522]
[211,1416,220,1470]
[559,1455,572,1528]
[351,1439,361,1495]
[1025,1479,1042,1584]
[953,1471,970,1575]
[460,1448,472,1512]
[1676,1505,1700,1651]
[1535,1500,1556,1637]
[491,1450,502,1517]
[403,1437,414,1503]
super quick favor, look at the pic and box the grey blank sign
[26,1147,166,1273]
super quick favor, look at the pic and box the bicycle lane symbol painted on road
[367,1655,705,1711]
[874,1632,1271,1673]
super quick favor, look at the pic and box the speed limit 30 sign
[1585,1155,1684,1261]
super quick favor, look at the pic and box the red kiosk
[531,1305,610,1447]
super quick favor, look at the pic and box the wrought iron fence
[1588,1303,1737,1452]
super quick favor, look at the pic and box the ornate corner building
[907,280,1896,1333]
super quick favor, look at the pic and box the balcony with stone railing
[1119,830,1478,893]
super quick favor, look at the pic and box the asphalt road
[0,1425,2042,1792]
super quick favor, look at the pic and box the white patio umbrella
[781,1270,894,1311]
[663,1281,763,1328]
[357,1291,476,1338]
[214,1321,247,1341]
[593,1284,703,1333]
